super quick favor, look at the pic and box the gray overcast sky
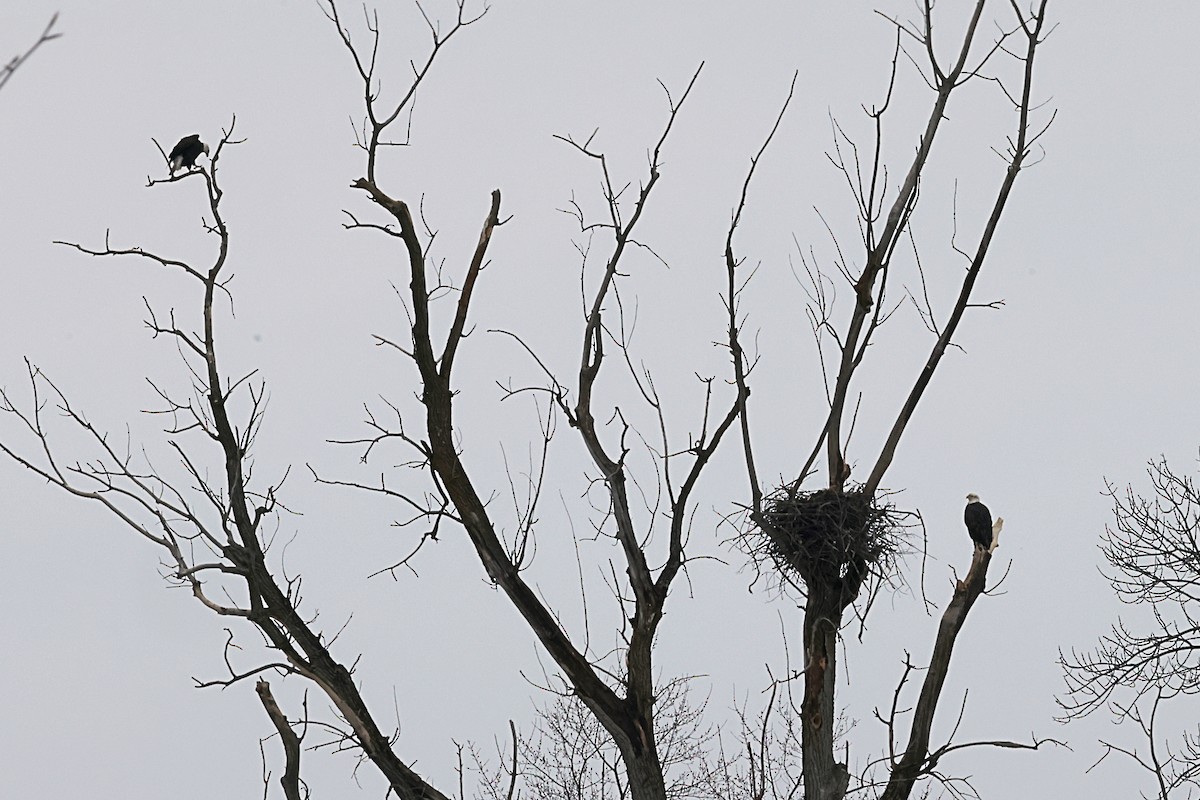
[2,2,1198,798]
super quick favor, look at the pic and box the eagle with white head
[964,493,1000,552]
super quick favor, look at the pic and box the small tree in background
[1060,456,1200,799]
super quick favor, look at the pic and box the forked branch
[0,13,61,95]
[864,0,1052,494]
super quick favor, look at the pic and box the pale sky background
[2,2,1198,798]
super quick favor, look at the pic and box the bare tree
[724,2,1056,799]
[1,13,60,95]
[0,2,1062,799]
[2,119,453,799]
[1,2,736,797]
[463,674,807,800]
[319,1,742,794]
[513,678,713,800]
[1060,456,1200,799]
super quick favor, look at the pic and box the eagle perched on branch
[168,134,209,174]
[964,493,996,551]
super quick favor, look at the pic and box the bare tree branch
[256,680,306,800]
[864,0,1052,494]
[0,13,61,95]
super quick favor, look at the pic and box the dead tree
[724,2,1054,798]
[0,2,1059,799]
[0,1,744,795]
[319,2,741,797]
[0,121,453,799]
[1060,456,1200,799]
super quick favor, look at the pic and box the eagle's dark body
[169,134,208,174]
[964,494,993,550]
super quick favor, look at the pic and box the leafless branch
[256,680,307,800]
[1062,454,1200,798]
[0,13,61,95]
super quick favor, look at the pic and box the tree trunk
[624,747,669,800]
[801,601,850,800]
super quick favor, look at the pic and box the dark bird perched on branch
[168,134,208,174]
[964,493,994,550]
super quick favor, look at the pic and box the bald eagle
[169,134,209,174]
[964,493,993,550]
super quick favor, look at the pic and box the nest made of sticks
[750,485,908,606]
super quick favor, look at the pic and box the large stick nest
[749,485,909,611]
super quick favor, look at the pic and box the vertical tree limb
[878,546,992,800]
[256,680,304,800]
